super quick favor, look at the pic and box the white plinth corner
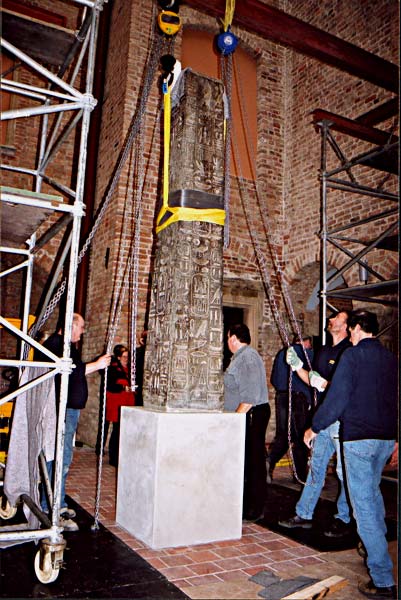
[116,407,245,549]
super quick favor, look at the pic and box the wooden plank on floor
[282,575,348,599]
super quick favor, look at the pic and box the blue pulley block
[216,30,238,55]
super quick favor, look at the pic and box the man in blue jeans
[304,309,397,599]
[41,313,110,530]
[279,311,352,537]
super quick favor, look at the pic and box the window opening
[181,28,257,180]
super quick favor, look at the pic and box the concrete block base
[116,407,245,549]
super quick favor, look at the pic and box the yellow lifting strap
[156,81,225,234]
[222,0,235,31]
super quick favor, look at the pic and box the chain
[231,53,318,484]
[33,29,167,343]
[92,25,173,529]
[27,279,67,350]
[91,365,109,530]
[220,53,233,249]
[93,126,151,528]
[105,146,137,354]
[129,131,148,389]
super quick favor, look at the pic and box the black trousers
[108,421,120,467]
[267,390,310,481]
[243,403,271,518]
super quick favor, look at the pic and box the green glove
[286,346,303,371]
[308,370,327,392]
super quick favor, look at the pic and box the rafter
[183,0,399,93]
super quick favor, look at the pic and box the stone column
[143,69,225,411]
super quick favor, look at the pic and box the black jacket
[42,332,88,410]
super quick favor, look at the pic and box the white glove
[308,370,327,392]
[286,346,303,371]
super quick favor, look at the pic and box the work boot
[357,540,367,558]
[60,515,79,532]
[60,507,76,519]
[324,518,353,538]
[358,580,397,599]
[243,509,264,523]
[278,514,312,529]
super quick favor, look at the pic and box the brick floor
[67,446,397,599]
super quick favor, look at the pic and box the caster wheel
[0,499,17,520]
[34,549,60,584]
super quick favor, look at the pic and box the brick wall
[2,0,397,445]
[79,0,398,445]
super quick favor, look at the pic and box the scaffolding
[0,0,105,583]
[312,108,399,344]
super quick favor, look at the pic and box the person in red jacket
[106,345,135,467]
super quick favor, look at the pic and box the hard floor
[1,446,398,599]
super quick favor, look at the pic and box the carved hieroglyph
[143,70,225,410]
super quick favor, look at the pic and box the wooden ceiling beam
[183,0,399,93]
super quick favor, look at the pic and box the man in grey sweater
[224,324,270,522]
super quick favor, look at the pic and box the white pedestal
[116,407,245,549]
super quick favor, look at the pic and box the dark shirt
[312,338,398,441]
[314,336,351,381]
[313,336,351,406]
[270,344,313,399]
[43,332,88,410]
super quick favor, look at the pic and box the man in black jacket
[42,313,110,530]
[304,309,397,600]
[267,335,313,483]
[279,311,352,537]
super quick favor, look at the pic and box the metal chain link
[92,28,173,529]
[32,29,166,342]
[93,127,151,528]
[220,53,233,249]
[230,53,318,484]
[129,132,148,389]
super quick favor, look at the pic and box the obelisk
[143,69,225,411]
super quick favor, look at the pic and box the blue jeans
[40,408,80,512]
[296,421,350,522]
[40,460,53,512]
[61,408,80,509]
[344,439,395,588]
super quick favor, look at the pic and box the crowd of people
[223,310,397,600]
[33,307,396,598]
[278,311,352,537]
[302,309,397,598]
